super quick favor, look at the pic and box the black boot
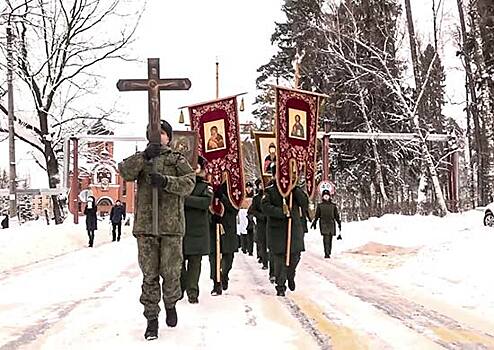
[276,286,286,297]
[144,319,158,340]
[211,282,222,296]
[221,276,229,291]
[288,278,296,291]
[165,306,177,327]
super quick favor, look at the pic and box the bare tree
[322,4,450,216]
[0,0,143,223]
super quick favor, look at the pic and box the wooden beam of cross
[116,58,191,235]
[116,58,191,144]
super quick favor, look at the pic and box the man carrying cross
[117,59,195,341]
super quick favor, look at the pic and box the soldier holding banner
[262,165,309,296]
[209,181,240,295]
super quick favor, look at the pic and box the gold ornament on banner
[178,109,185,124]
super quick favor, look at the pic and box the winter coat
[110,204,126,224]
[238,208,249,235]
[262,184,309,255]
[183,176,213,256]
[210,184,239,254]
[84,205,98,231]
[249,190,266,244]
[313,201,341,236]
[118,145,195,237]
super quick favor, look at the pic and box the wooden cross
[116,58,191,144]
[116,58,191,235]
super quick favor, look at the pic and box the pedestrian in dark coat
[1,214,8,229]
[209,181,239,295]
[249,179,268,270]
[84,196,98,247]
[262,180,309,297]
[311,190,342,258]
[180,156,213,304]
[245,182,255,255]
[110,200,126,242]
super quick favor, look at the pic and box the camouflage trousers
[136,235,183,320]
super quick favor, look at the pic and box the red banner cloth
[189,96,245,214]
[275,87,320,198]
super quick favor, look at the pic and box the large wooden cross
[116,58,191,144]
[116,58,191,235]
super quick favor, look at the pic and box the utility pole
[7,23,17,218]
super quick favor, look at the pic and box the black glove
[143,143,161,160]
[337,234,342,240]
[149,173,167,188]
[310,221,317,230]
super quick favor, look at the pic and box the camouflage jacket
[118,145,195,236]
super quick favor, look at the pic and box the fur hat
[146,120,173,142]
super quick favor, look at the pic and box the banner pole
[285,162,295,266]
[216,223,221,283]
[285,193,293,266]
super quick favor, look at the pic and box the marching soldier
[249,179,269,270]
[262,165,309,296]
[118,120,195,340]
[180,156,213,304]
[311,189,342,258]
[209,181,240,295]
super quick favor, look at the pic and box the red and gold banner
[189,96,245,213]
[275,86,321,198]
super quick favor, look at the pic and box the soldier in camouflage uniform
[262,165,309,297]
[118,120,195,341]
[180,156,213,304]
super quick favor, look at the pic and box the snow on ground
[304,209,494,321]
[1,210,493,349]
[0,216,122,272]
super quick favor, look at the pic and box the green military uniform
[118,145,195,320]
[262,184,309,295]
[249,189,268,269]
[313,200,341,258]
[209,184,239,291]
[180,176,213,302]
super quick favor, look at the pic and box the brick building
[69,122,136,217]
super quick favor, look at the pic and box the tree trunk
[45,141,63,224]
[457,0,485,206]
[404,0,422,87]
[470,2,494,204]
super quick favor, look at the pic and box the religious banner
[253,131,276,188]
[275,86,325,199]
[188,95,245,213]
[170,130,199,168]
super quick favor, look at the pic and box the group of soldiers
[118,120,341,341]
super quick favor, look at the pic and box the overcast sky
[0,0,465,188]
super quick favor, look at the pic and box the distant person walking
[311,190,341,258]
[110,200,126,242]
[84,196,98,247]
[1,214,8,229]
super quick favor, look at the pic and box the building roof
[87,120,114,136]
